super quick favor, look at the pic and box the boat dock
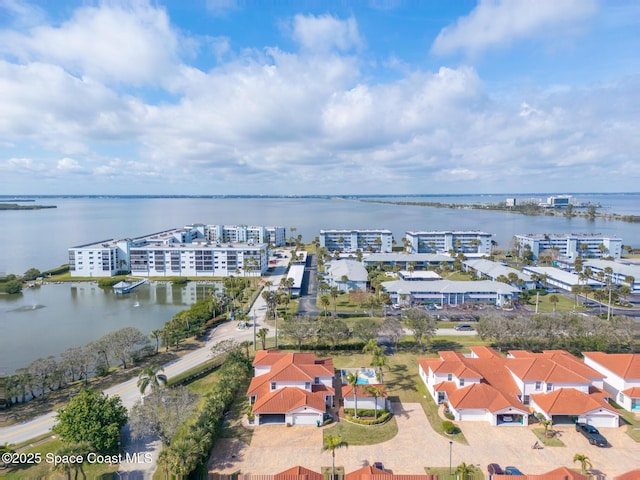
[113,278,147,294]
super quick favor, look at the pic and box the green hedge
[345,411,391,425]
[343,408,389,417]
[442,420,460,434]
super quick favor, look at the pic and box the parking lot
[209,402,640,477]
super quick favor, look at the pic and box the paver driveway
[209,403,640,476]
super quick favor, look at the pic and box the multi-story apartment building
[205,225,286,246]
[405,231,492,255]
[69,224,270,277]
[319,229,393,253]
[514,233,622,260]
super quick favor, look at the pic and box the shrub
[444,410,455,420]
[442,420,459,434]
[345,411,391,425]
[343,408,389,417]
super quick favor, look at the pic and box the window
[270,382,276,391]
[459,379,465,387]
[523,395,530,405]
[546,383,553,392]
[314,377,320,384]
[535,381,541,390]
[447,373,453,381]
[305,382,311,390]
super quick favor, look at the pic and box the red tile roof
[469,346,501,358]
[447,382,525,413]
[507,358,590,384]
[583,352,640,380]
[346,466,392,480]
[622,386,640,398]
[531,388,619,416]
[253,387,326,414]
[275,466,323,480]
[525,466,589,480]
[614,469,640,480]
[342,384,387,398]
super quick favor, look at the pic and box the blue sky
[0,0,638,195]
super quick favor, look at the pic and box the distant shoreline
[0,203,57,210]
[359,199,640,223]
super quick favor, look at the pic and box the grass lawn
[323,416,398,445]
[528,294,579,313]
[531,427,565,447]
[609,401,640,442]
[1,437,117,479]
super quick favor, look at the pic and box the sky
[0,0,639,195]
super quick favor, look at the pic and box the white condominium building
[319,229,393,253]
[69,224,270,277]
[205,225,286,246]
[405,231,492,255]
[514,234,622,260]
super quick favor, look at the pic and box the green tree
[137,365,167,394]
[403,307,436,350]
[319,294,331,317]
[322,435,348,480]
[53,389,127,454]
[573,453,592,474]
[364,385,385,419]
[23,268,41,281]
[257,327,269,350]
[548,294,560,312]
[2,280,22,294]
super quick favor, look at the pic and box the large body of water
[1,193,639,374]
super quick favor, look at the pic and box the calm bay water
[1,194,639,374]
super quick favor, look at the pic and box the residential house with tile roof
[247,351,335,425]
[583,352,640,413]
[419,347,619,427]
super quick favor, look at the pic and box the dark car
[487,463,504,476]
[576,422,608,447]
[454,323,475,331]
[504,466,524,475]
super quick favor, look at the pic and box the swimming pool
[341,368,378,385]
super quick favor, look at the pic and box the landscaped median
[323,416,399,445]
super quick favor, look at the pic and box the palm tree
[347,371,360,418]
[137,365,167,395]
[455,462,478,480]
[257,327,269,350]
[151,329,162,354]
[573,453,592,474]
[322,434,348,480]
[540,418,553,438]
[320,295,331,317]
[364,385,385,419]
[330,286,340,314]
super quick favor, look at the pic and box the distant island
[0,203,56,210]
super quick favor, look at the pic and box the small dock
[113,278,147,294]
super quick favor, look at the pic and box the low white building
[363,253,455,270]
[286,264,305,297]
[583,260,640,292]
[522,266,604,291]
[381,279,519,307]
[325,259,368,292]
[463,259,534,289]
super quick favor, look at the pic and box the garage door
[259,414,286,425]
[583,415,618,428]
[292,413,319,426]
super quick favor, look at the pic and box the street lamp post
[449,440,453,476]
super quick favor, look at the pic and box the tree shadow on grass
[428,339,464,351]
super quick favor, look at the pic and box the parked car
[454,323,475,331]
[504,466,524,475]
[373,462,385,471]
[487,463,504,476]
[576,422,608,447]
[501,415,514,422]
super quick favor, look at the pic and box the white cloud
[56,157,82,171]
[0,1,181,86]
[431,0,598,56]
[291,14,363,53]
